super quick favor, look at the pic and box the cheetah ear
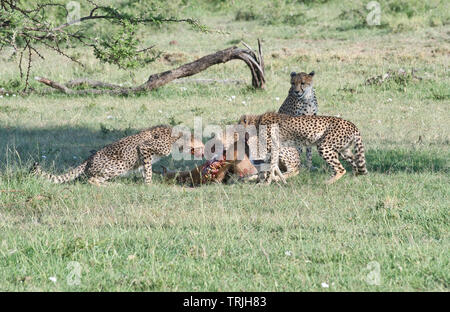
[309,71,315,77]
[290,72,296,78]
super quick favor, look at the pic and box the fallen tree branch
[34,77,73,94]
[172,78,245,85]
[34,41,265,95]
[65,78,124,89]
[34,77,131,95]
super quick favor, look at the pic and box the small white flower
[49,276,57,283]
[180,87,187,91]
[107,115,113,119]
[377,120,382,124]
[321,282,329,288]
[231,95,236,99]
[336,114,341,118]
[0,95,3,98]
[12,94,16,97]
[5,93,9,96]
[275,97,280,101]
[158,110,163,113]
[285,250,292,256]
[42,155,47,159]
[73,156,77,159]
[387,98,392,102]
[242,101,246,105]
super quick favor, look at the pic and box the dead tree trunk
[35,40,265,95]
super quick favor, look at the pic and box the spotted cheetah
[278,71,318,176]
[31,125,205,185]
[238,112,368,185]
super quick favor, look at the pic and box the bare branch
[33,42,265,96]
[34,77,73,94]
[65,78,123,89]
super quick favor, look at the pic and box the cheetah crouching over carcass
[238,112,368,185]
[31,125,204,185]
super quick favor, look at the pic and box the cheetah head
[30,162,42,175]
[290,71,315,96]
[171,131,204,158]
[238,114,259,127]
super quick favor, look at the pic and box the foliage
[93,21,161,70]
[234,1,310,26]
[0,0,205,89]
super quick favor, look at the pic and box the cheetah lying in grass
[238,112,368,185]
[31,125,204,185]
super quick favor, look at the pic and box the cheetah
[278,71,318,177]
[31,125,205,185]
[238,112,368,185]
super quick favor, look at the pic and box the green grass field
[0,0,449,291]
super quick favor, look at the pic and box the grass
[0,0,449,291]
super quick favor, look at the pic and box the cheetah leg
[279,147,300,181]
[271,168,299,182]
[296,146,304,168]
[265,166,286,185]
[143,160,152,184]
[137,146,153,184]
[274,166,287,184]
[305,146,318,170]
[266,148,287,185]
[339,147,358,175]
[318,147,346,184]
[305,147,312,168]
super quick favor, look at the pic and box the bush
[234,1,309,26]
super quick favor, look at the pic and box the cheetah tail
[354,133,368,175]
[30,161,88,184]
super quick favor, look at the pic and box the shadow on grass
[0,126,203,175]
[297,148,448,175]
[365,148,448,174]
[1,126,448,176]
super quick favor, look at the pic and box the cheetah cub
[31,125,204,185]
[239,112,368,185]
[278,71,318,176]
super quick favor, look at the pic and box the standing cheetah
[238,112,368,185]
[31,125,204,185]
[278,71,318,177]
